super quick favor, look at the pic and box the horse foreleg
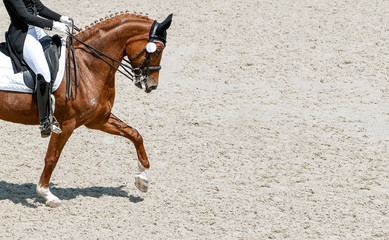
[37,126,74,208]
[85,113,150,192]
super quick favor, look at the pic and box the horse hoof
[36,185,61,208]
[135,172,148,192]
[46,198,62,208]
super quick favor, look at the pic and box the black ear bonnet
[149,13,173,45]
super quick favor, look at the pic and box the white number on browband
[146,42,157,53]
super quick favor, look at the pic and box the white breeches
[23,26,51,82]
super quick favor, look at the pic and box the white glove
[53,21,68,33]
[60,16,73,26]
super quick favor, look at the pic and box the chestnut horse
[0,12,173,207]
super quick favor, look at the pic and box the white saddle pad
[0,38,66,93]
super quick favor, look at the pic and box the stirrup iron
[51,116,62,134]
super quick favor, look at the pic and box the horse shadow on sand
[0,181,143,208]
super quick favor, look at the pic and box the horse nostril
[145,85,157,93]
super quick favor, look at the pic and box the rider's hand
[60,16,73,27]
[53,21,68,33]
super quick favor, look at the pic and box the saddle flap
[39,35,61,82]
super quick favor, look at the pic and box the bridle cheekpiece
[130,20,165,89]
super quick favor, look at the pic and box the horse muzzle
[145,85,157,93]
[134,79,158,93]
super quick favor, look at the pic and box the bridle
[65,20,163,99]
[128,41,163,89]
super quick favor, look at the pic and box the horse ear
[158,13,173,32]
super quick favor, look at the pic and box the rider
[3,0,73,137]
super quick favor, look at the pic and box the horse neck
[77,15,152,66]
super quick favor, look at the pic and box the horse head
[125,14,173,93]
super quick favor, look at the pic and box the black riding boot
[36,74,62,138]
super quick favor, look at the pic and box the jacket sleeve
[34,0,61,21]
[3,0,54,29]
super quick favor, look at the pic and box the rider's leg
[35,74,52,137]
[23,28,51,82]
[23,27,61,137]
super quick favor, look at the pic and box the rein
[66,26,80,100]
[65,22,161,100]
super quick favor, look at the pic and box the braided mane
[75,11,152,39]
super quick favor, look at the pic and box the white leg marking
[36,185,61,208]
[135,162,149,192]
[138,162,146,172]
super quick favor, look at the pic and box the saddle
[0,34,64,93]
